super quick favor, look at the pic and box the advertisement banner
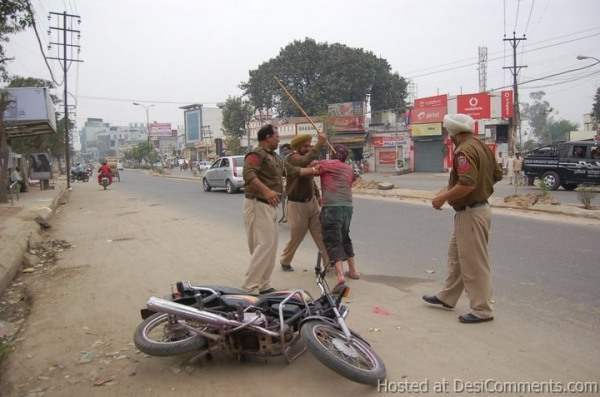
[411,123,442,137]
[501,90,513,118]
[328,115,364,132]
[328,102,365,116]
[372,133,409,147]
[411,94,447,124]
[185,110,202,143]
[149,122,173,137]
[457,93,491,119]
[378,150,397,165]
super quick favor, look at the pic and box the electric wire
[25,0,63,86]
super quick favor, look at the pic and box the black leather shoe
[459,313,494,323]
[422,295,454,309]
[259,288,276,294]
[281,263,294,272]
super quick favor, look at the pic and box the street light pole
[133,102,154,148]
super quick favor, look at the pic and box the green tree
[240,38,407,117]
[522,91,553,145]
[221,96,253,140]
[224,136,243,155]
[547,119,577,143]
[592,86,600,130]
[0,0,33,203]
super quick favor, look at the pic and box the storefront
[370,132,411,173]
[411,123,445,172]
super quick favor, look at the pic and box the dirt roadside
[1,181,598,397]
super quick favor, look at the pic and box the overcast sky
[5,0,600,131]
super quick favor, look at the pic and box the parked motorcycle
[133,254,386,385]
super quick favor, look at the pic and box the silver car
[202,156,245,194]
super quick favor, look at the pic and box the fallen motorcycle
[133,254,386,385]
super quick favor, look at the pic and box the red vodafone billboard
[411,94,447,124]
[501,90,513,118]
[457,93,491,120]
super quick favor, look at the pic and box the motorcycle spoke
[314,326,376,371]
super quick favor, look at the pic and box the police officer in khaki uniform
[243,124,319,294]
[279,132,329,271]
[423,114,503,323]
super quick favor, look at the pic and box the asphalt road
[119,170,600,328]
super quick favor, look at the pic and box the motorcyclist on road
[97,160,113,185]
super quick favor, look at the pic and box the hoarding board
[185,109,202,143]
[457,93,491,119]
[411,94,447,124]
[149,122,173,137]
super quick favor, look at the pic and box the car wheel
[225,179,236,194]
[542,171,560,191]
[202,178,212,192]
[561,183,578,191]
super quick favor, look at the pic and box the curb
[353,188,600,221]
[155,174,201,181]
[0,184,69,295]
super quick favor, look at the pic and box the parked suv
[202,156,245,194]
[523,140,600,190]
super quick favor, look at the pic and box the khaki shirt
[243,147,300,199]
[448,136,503,210]
[285,141,324,201]
[513,158,523,172]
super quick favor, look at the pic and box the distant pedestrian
[424,114,503,324]
[512,152,523,186]
[10,166,23,191]
[507,153,515,185]
[318,144,359,286]
[279,132,328,272]
[242,124,319,294]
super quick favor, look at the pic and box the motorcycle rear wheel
[301,321,386,385]
[133,313,207,356]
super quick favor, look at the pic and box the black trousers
[320,206,354,264]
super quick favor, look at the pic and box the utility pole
[48,11,83,189]
[503,32,527,155]
[478,46,488,92]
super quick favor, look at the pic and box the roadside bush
[575,185,597,210]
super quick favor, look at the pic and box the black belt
[288,197,313,203]
[454,201,488,212]
[245,196,271,205]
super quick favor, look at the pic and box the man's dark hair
[280,144,291,151]
[257,124,276,141]
[332,144,349,162]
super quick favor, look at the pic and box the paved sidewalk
[0,179,68,293]
[361,172,595,206]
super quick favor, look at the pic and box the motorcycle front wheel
[133,313,207,356]
[301,321,386,385]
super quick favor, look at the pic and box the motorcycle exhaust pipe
[147,297,240,327]
[146,297,280,337]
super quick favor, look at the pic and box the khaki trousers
[437,205,494,319]
[242,199,278,292]
[280,197,329,266]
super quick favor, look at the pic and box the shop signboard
[457,93,491,119]
[411,123,442,137]
[411,94,447,124]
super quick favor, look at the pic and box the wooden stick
[273,77,336,154]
